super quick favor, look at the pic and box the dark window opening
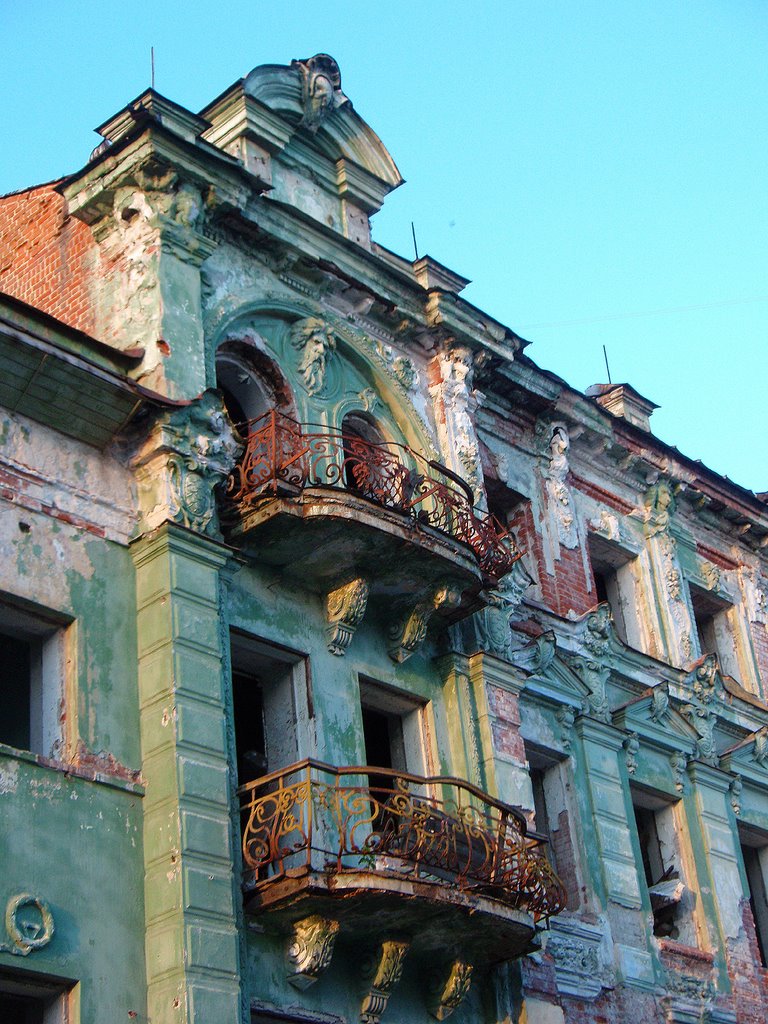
[341,412,389,499]
[484,477,526,533]
[740,830,768,968]
[525,744,565,874]
[0,991,45,1024]
[230,634,305,786]
[588,534,635,644]
[361,705,406,798]
[689,584,730,661]
[632,790,684,939]
[1,633,32,751]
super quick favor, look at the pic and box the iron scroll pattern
[239,760,566,923]
[224,411,518,580]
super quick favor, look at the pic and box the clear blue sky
[2,2,766,492]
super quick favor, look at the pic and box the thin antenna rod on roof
[151,47,155,90]
[603,345,612,384]
[411,222,419,261]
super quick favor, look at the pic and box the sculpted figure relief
[290,316,337,396]
[542,423,579,549]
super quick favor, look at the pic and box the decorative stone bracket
[325,577,370,655]
[428,960,473,1020]
[360,940,410,1024]
[0,893,54,957]
[286,915,340,989]
[388,583,462,663]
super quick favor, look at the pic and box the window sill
[0,742,144,795]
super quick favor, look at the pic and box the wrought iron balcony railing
[224,410,518,580]
[238,759,566,923]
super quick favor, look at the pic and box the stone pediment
[612,683,699,753]
[719,727,768,782]
[510,632,591,703]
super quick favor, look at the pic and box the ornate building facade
[1,54,767,1024]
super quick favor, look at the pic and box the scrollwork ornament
[557,704,577,752]
[649,682,670,724]
[752,727,768,769]
[360,940,410,1024]
[325,577,370,656]
[670,750,689,793]
[1,894,54,956]
[286,915,340,988]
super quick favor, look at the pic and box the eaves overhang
[0,293,183,449]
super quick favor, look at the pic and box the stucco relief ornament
[730,775,743,816]
[290,317,338,396]
[684,705,718,765]
[644,480,676,538]
[430,346,483,499]
[360,940,410,1024]
[0,894,54,957]
[623,732,640,775]
[583,604,613,658]
[542,423,579,549]
[291,53,348,130]
[752,727,768,769]
[428,960,474,1020]
[570,656,611,723]
[286,915,340,988]
[388,583,463,663]
[670,750,689,793]
[690,654,722,704]
[166,393,242,535]
[325,577,370,656]
[701,560,721,591]
[557,704,577,752]
[510,630,557,677]
[454,562,532,660]
[649,682,671,724]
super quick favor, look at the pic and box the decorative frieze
[286,915,340,988]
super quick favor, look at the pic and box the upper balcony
[222,411,518,602]
[238,759,565,970]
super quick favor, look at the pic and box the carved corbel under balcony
[360,940,409,1024]
[388,584,462,663]
[428,960,473,1020]
[286,915,340,989]
[325,577,370,655]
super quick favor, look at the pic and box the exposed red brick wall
[752,623,768,697]
[487,683,525,763]
[0,184,97,333]
[727,901,768,1024]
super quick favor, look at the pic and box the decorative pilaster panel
[575,717,644,909]
[467,652,529,805]
[686,762,744,947]
[435,653,483,789]
[132,525,240,1024]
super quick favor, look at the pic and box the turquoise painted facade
[1,54,768,1024]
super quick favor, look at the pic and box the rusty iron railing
[224,410,518,580]
[238,759,566,922]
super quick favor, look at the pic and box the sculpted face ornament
[290,316,337,396]
[292,54,348,130]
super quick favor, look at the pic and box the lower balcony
[238,759,566,971]
[222,412,518,603]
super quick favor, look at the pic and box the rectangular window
[739,826,768,967]
[587,535,639,646]
[631,786,696,944]
[359,678,426,777]
[230,632,309,785]
[0,973,71,1024]
[0,598,67,758]
[688,584,738,677]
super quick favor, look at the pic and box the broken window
[632,787,696,942]
[688,584,738,678]
[0,599,67,758]
[588,534,640,646]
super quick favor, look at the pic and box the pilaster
[132,524,240,1024]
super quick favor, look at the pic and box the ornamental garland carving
[286,915,340,988]
[623,732,640,775]
[557,704,577,752]
[649,682,671,724]
[0,893,54,957]
[683,704,718,765]
[670,750,689,793]
[569,655,611,723]
[730,775,742,816]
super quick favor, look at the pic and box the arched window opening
[341,411,415,508]
[216,341,294,437]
